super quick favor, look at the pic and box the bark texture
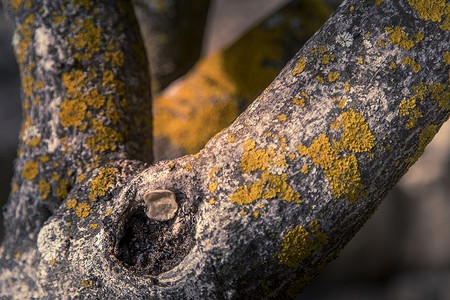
[1,0,449,299]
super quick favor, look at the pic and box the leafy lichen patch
[89,168,116,202]
[278,220,328,267]
[298,110,374,202]
[384,27,424,51]
[231,139,300,205]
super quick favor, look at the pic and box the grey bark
[1,0,449,299]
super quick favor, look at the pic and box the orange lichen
[291,58,306,75]
[66,198,77,209]
[76,203,91,218]
[59,99,87,128]
[407,0,448,25]
[253,210,260,218]
[384,27,423,50]
[328,72,340,82]
[89,224,98,229]
[38,179,51,200]
[429,83,450,110]
[70,18,102,60]
[278,220,328,267]
[209,198,215,205]
[298,110,374,202]
[86,119,123,152]
[292,91,309,107]
[444,51,450,65]
[301,164,309,174]
[56,179,70,200]
[209,182,218,193]
[402,57,421,73]
[231,171,300,205]
[405,125,438,168]
[316,76,325,84]
[277,114,287,122]
[89,168,116,201]
[398,97,422,129]
[22,75,34,97]
[21,160,39,180]
[241,146,288,173]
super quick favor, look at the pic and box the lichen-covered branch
[0,0,151,296]
[1,0,449,299]
[132,0,210,93]
[153,0,337,161]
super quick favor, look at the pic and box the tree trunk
[0,0,449,299]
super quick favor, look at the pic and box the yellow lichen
[38,179,51,200]
[407,0,448,23]
[241,146,288,173]
[337,110,376,152]
[277,114,287,122]
[301,164,309,174]
[81,280,93,288]
[324,155,366,202]
[89,168,116,201]
[111,51,124,67]
[390,61,397,69]
[384,27,422,51]
[429,83,450,110]
[444,51,450,65]
[278,221,328,268]
[292,91,309,107]
[298,110,374,202]
[66,198,77,209]
[21,160,39,180]
[316,76,325,84]
[27,136,41,147]
[328,72,340,83]
[76,203,91,218]
[62,70,85,98]
[345,82,350,91]
[402,57,421,73]
[22,75,34,97]
[209,198,215,205]
[253,210,260,218]
[398,97,423,129]
[59,99,87,128]
[105,208,113,216]
[86,119,123,152]
[228,135,235,143]
[89,224,98,229]
[291,58,306,75]
[230,171,300,205]
[70,18,102,60]
[85,89,105,109]
[209,182,218,193]
[56,179,70,200]
[11,0,23,10]
[405,125,438,168]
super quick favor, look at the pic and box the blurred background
[1,1,449,299]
